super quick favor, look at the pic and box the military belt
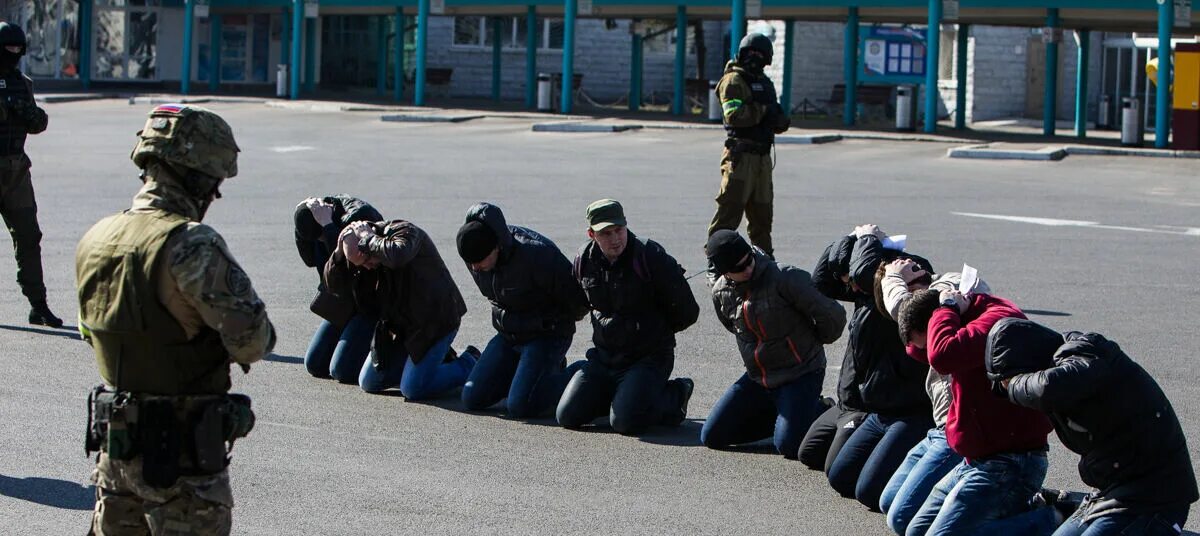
[725,138,771,155]
[0,154,25,170]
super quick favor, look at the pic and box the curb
[381,114,485,123]
[947,144,1066,161]
[37,94,116,103]
[531,122,643,133]
[776,134,843,145]
[1063,145,1200,159]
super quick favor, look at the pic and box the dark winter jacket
[711,249,846,389]
[294,194,383,278]
[812,234,932,416]
[909,295,1052,461]
[574,231,699,369]
[324,219,465,363]
[463,203,588,344]
[986,320,1199,521]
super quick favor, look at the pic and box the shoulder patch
[226,263,252,296]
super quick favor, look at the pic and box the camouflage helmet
[131,104,239,179]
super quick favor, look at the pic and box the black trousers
[798,405,868,473]
[0,156,45,305]
[555,356,683,436]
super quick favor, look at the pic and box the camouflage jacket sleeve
[164,223,276,365]
[21,76,48,135]
[718,72,766,129]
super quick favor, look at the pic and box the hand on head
[338,225,370,267]
[304,197,335,227]
[886,258,928,285]
[939,289,969,315]
[852,224,886,240]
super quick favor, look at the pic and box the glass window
[545,20,564,50]
[127,10,156,79]
[453,16,561,50]
[454,16,482,46]
[94,9,126,79]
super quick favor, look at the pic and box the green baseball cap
[586,199,627,232]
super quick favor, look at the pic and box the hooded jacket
[986,320,1198,521]
[293,195,383,276]
[909,295,1052,460]
[812,234,932,416]
[324,219,465,363]
[574,231,699,369]
[462,203,588,344]
[711,249,846,389]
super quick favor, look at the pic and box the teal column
[730,0,745,59]
[209,14,222,92]
[1075,30,1090,138]
[955,24,969,129]
[924,0,941,133]
[290,0,302,99]
[561,0,577,114]
[525,6,537,109]
[305,17,316,93]
[630,33,642,111]
[1155,2,1172,149]
[414,0,429,106]
[80,0,91,88]
[492,17,502,102]
[1044,8,1060,136]
[376,16,387,95]
[845,7,859,127]
[394,8,404,101]
[672,6,687,115]
[181,0,194,94]
[281,7,290,61]
[782,19,794,115]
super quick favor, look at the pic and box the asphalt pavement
[0,100,1197,535]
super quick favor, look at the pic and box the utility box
[1173,43,1200,151]
[537,73,553,112]
[1121,97,1144,147]
[895,85,917,131]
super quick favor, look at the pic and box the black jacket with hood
[574,231,699,370]
[986,318,1198,522]
[462,203,589,344]
[812,234,932,416]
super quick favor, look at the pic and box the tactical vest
[76,209,232,395]
[725,66,778,145]
[0,70,30,155]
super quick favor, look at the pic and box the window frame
[451,16,562,51]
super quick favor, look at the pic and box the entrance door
[1025,37,1045,119]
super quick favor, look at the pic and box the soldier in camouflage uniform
[0,22,60,327]
[707,33,791,258]
[76,105,275,535]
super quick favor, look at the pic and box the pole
[782,19,794,115]
[673,6,687,115]
[561,0,577,114]
[182,0,194,94]
[414,0,430,106]
[1044,8,1060,136]
[525,6,538,109]
[924,0,942,133]
[955,24,969,129]
[1075,30,1090,138]
[394,7,404,101]
[845,7,860,126]
[1155,0,1172,148]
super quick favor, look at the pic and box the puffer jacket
[812,234,932,416]
[294,194,383,277]
[324,219,465,362]
[711,249,846,389]
[462,202,588,344]
[987,320,1198,522]
[574,231,699,369]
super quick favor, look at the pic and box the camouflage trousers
[707,148,774,257]
[0,154,46,304]
[89,452,234,536]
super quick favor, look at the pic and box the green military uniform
[707,44,790,258]
[77,105,274,536]
[0,21,59,326]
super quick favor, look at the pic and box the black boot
[668,378,695,426]
[29,302,63,329]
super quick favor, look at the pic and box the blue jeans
[461,334,576,418]
[1053,505,1189,536]
[828,412,933,512]
[555,357,685,436]
[700,371,824,459]
[358,329,475,400]
[906,450,1057,536]
[881,428,963,535]
[303,315,375,383]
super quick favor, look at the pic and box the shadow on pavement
[1023,309,1072,317]
[0,323,81,340]
[264,353,304,365]
[636,419,705,447]
[0,474,94,510]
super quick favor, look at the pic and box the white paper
[881,234,907,251]
[959,264,978,295]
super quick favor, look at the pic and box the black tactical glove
[770,103,791,133]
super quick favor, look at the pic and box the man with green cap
[708,33,792,258]
[77,104,275,535]
[556,199,700,435]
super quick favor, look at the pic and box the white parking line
[953,212,1200,237]
[270,146,315,153]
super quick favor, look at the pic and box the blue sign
[860,25,928,85]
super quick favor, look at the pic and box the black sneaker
[670,378,694,426]
[28,304,63,329]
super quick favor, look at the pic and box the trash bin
[537,73,553,112]
[1120,97,1144,147]
[276,65,288,97]
[708,80,721,123]
[1097,94,1112,130]
[895,85,917,131]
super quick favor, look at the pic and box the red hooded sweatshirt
[908,294,1052,461]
